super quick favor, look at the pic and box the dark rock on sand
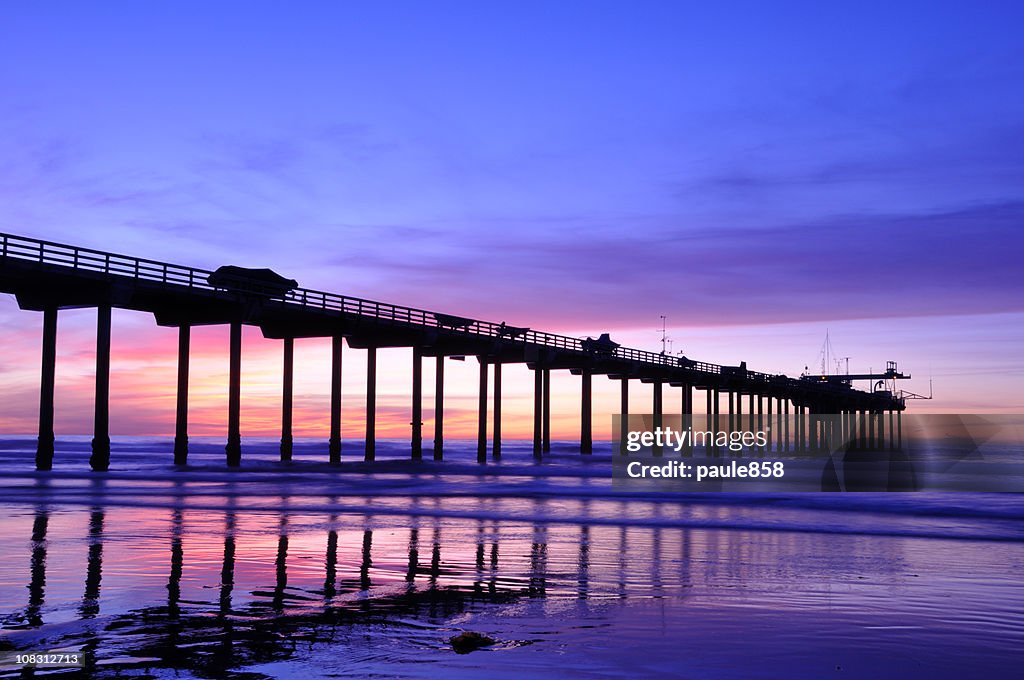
[450,631,496,654]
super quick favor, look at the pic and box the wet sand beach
[1,438,1022,678]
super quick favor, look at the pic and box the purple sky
[1,2,1023,435]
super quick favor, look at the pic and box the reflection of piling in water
[168,508,183,619]
[326,540,345,599]
[428,525,441,617]
[474,522,486,595]
[616,522,628,599]
[529,525,548,598]
[26,508,49,627]
[406,528,419,584]
[325,515,339,599]
[651,523,664,597]
[429,527,441,587]
[470,520,500,597]
[489,524,499,596]
[360,529,373,592]
[680,527,693,589]
[220,511,236,615]
[9,505,730,677]
[79,507,105,620]
[3,494,776,680]
[577,525,590,600]
[77,502,106,675]
[273,517,289,613]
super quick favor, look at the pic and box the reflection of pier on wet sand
[5,505,653,673]
[3,491,1023,678]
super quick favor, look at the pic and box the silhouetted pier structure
[0,232,906,471]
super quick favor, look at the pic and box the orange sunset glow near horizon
[1,296,1019,443]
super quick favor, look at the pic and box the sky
[1,1,1022,441]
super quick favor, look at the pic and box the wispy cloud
[324,201,1024,330]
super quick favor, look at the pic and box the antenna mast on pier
[807,330,848,376]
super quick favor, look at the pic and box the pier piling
[581,368,593,454]
[477,360,488,463]
[89,304,111,472]
[173,325,190,465]
[542,368,551,452]
[280,337,293,462]
[433,355,444,460]
[226,321,242,467]
[533,367,543,458]
[329,336,342,464]
[35,307,57,471]
[411,346,423,461]
[493,363,502,460]
[365,347,377,462]
[652,380,662,456]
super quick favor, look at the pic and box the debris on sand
[450,631,496,654]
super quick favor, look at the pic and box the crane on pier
[801,332,922,398]
[802,360,935,403]
[802,360,909,389]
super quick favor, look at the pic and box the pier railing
[1,231,748,379]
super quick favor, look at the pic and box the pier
[0,232,906,470]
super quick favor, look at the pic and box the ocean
[1,436,1022,678]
